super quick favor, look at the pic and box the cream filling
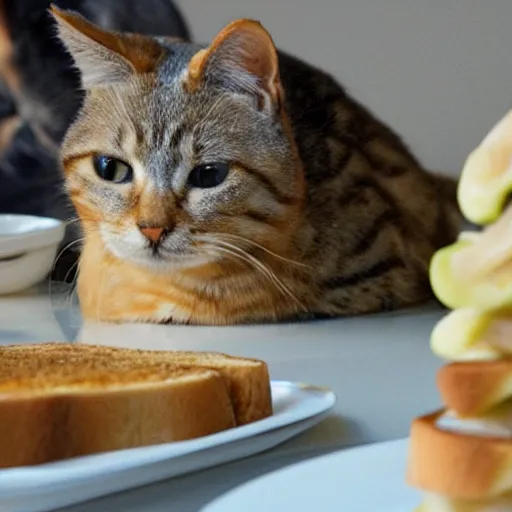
[452,204,512,284]
[419,492,512,512]
[437,407,512,438]
[447,346,502,362]
[430,308,512,362]
[458,231,482,244]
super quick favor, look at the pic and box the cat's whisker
[66,262,81,309]
[198,235,291,294]
[48,238,84,299]
[63,258,80,285]
[211,232,311,269]
[63,253,82,301]
[70,256,84,309]
[215,245,305,311]
[197,234,306,309]
[203,239,305,310]
[219,242,302,308]
[205,243,281,293]
[51,238,84,272]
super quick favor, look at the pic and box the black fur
[3,0,190,144]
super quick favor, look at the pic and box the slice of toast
[0,342,273,468]
[2,342,273,425]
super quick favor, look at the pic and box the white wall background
[175,0,512,177]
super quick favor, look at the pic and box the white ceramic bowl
[0,214,66,295]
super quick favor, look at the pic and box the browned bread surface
[0,342,273,468]
[1,342,273,425]
[437,361,512,416]
[408,411,512,500]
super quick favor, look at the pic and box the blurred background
[177,0,512,177]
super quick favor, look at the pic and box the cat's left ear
[188,20,282,112]
[50,5,165,88]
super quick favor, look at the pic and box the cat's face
[56,9,304,273]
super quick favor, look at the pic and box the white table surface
[0,284,446,511]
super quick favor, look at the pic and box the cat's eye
[188,163,229,189]
[93,155,133,184]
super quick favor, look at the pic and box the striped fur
[55,11,461,325]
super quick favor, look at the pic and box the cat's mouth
[134,241,217,271]
[146,240,165,258]
[143,238,195,260]
[100,224,219,271]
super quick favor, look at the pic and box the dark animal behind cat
[0,0,190,146]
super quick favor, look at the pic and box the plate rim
[0,380,336,489]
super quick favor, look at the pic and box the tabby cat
[53,7,461,325]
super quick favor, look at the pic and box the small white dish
[0,381,336,512]
[0,214,65,294]
[203,438,420,512]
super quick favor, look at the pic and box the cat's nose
[138,226,166,243]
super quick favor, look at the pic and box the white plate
[0,214,64,256]
[0,381,335,512]
[0,214,65,294]
[203,438,421,512]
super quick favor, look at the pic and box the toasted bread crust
[1,343,273,425]
[437,361,512,416]
[0,342,274,467]
[408,411,512,499]
[0,368,235,468]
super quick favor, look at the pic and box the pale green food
[430,240,512,312]
[458,147,512,225]
[430,309,501,361]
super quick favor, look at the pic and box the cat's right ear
[50,5,165,88]
[187,19,282,113]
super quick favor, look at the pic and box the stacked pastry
[408,110,512,511]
